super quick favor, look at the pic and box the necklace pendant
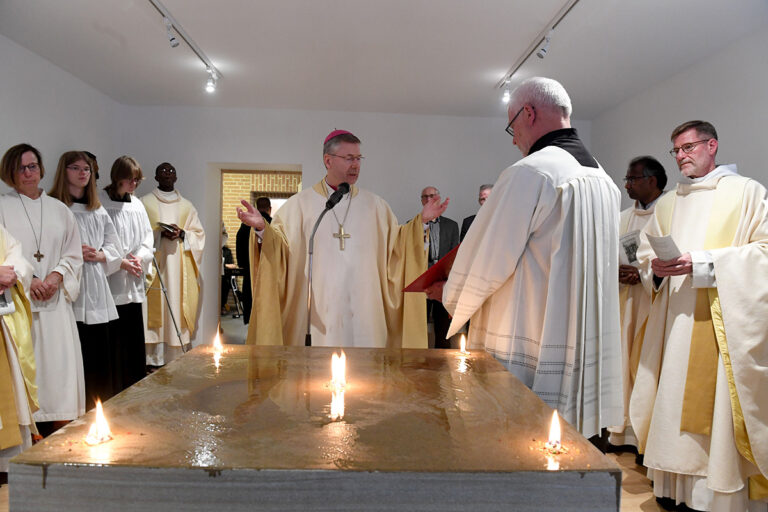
[34,250,44,262]
[333,225,351,251]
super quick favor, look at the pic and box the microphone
[325,182,350,209]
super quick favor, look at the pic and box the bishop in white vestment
[141,162,205,366]
[238,130,446,349]
[437,78,623,439]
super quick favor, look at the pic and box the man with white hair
[428,77,623,440]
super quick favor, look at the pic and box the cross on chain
[333,225,351,250]
[34,251,44,262]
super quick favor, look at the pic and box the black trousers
[428,299,452,349]
[114,302,147,390]
[77,320,119,411]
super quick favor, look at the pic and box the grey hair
[323,132,361,156]
[422,186,440,195]
[479,184,493,193]
[511,77,572,118]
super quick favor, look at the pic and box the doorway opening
[219,168,302,344]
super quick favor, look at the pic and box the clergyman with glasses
[237,129,447,348]
[608,155,667,453]
[629,120,768,510]
[426,77,624,444]
[141,162,206,367]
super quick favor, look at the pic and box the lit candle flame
[213,331,224,370]
[459,334,469,355]
[330,389,345,420]
[331,351,346,390]
[84,400,112,445]
[545,410,562,452]
[546,455,560,471]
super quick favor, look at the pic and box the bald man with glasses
[630,120,768,510]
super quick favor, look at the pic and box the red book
[403,244,460,292]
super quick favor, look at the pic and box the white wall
[591,25,768,208]
[0,33,118,185]
[9,29,591,348]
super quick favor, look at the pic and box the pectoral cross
[34,250,44,262]
[333,225,351,250]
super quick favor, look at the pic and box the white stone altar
[10,345,620,511]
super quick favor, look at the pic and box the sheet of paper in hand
[646,234,682,260]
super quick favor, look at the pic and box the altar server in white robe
[237,129,447,348]
[141,163,205,366]
[0,224,38,472]
[630,120,768,511]
[0,144,84,430]
[100,156,154,389]
[429,77,623,439]
[609,156,667,449]
[49,151,122,410]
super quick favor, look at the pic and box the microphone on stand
[305,182,350,347]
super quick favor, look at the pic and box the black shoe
[676,503,704,512]
[0,472,7,485]
[655,497,676,511]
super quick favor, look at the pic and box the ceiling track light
[536,29,554,59]
[496,0,581,89]
[163,17,179,48]
[501,78,511,104]
[148,0,223,93]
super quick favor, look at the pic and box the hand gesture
[237,200,266,231]
[82,244,106,263]
[160,224,184,241]
[421,196,450,223]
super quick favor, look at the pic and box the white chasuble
[631,166,768,507]
[247,180,427,349]
[609,201,659,447]
[0,191,85,421]
[69,204,121,324]
[99,190,154,306]
[141,189,205,366]
[0,225,38,471]
[443,146,623,439]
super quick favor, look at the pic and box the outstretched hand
[421,196,450,223]
[237,200,266,231]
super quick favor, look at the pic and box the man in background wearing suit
[460,184,493,242]
[421,186,459,348]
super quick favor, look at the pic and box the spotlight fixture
[205,68,217,93]
[501,78,511,104]
[536,29,554,59]
[149,0,223,95]
[163,17,179,48]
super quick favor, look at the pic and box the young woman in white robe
[99,156,153,390]
[49,151,122,411]
[0,144,84,434]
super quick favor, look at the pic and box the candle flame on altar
[330,390,345,420]
[546,455,560,471]
[84,400,112,445]
[331,351,346,389]
[546,410,561,451]
[459,334,469,355]
[213,331,223,369]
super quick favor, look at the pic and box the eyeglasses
[623,175,650,184]
[158,168,176,175]
[16,162,40,173]
[505,105,526,137]
[329,154,365,163]
[66,165,91,173]
[421,193,439,200]
[669,139,710,157]
[122,177,143,185]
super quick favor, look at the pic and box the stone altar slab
[11,345,620,511]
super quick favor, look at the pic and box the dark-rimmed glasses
[669,139,711,157]
[329,154,365,163]
[505,106,526,137]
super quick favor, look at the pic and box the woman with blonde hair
[100,156,153,389]
[0,144,84,436]
[49,151,122,411]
